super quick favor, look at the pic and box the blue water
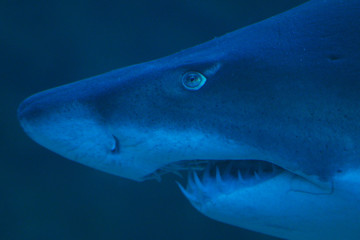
[1,0,306,239]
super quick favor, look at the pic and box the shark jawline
[144,159,287,188]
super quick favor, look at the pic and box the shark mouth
[144,160,284,197]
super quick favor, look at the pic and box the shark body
[18,0,360,239]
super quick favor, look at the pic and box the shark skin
[18,0,360,239]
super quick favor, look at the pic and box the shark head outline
[18,0,360,239]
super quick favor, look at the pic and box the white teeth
[237,170,244,182]
[193,171,204,190]
[176,181,186,193]
[176,161,282,201]
[176,181,196,202]
[215,166,223,184]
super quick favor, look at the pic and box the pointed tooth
[237,170,244,182]
[193,171,203,189]
[216,166,222,184]
[176,181,186,193]
[176,182,196,202]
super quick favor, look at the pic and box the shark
[17,0,360,239]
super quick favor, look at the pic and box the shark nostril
[111,135,120,154]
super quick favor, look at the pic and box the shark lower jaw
[150,159,336,239]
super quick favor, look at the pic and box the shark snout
[18,92,49,125]
[18,83,81,126]
[17,85,144,179]
[17,86,99,154]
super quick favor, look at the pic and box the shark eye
[182,71,206,90]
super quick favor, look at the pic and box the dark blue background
[2,0,306,239]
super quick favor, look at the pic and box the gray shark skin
[18,0,360,239]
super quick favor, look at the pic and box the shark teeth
[176,160,283,205]
[237,170,244,181]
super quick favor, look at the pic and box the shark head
[18,0,360,239]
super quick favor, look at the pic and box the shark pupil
[182,71,206,90]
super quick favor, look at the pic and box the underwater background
[2,0,307,239]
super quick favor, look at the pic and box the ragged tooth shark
[17,0,360,239]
